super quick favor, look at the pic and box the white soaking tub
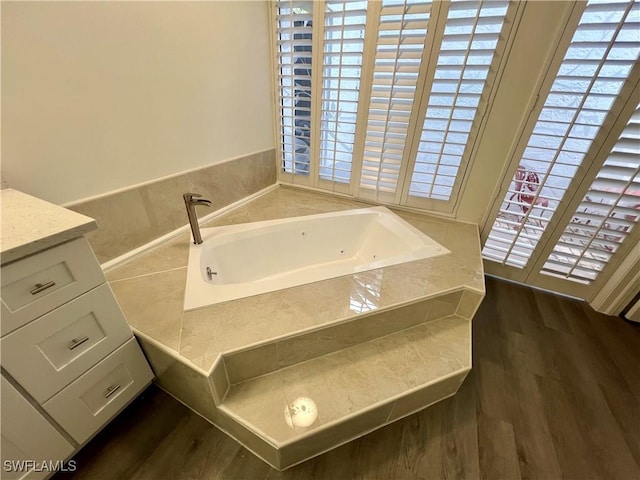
[183,206,449,310]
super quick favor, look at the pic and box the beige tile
[202,208,252,228]
[71,189,154,263]
[197,315,470,452]
[278,403,392,469]
[260,149,278,186]
[221,371,290,444]
[209,356,229,404]
[427,290,464,321]
[423,315,472,368]
[70,150,276,263]
[224,343,279,385]
[137,336,176,378]
[371,260,470,314]
[222,350,400,449]
[277,276,355,328]
[110,268,186,351]
[187,151,276,212]
[105,232,191,282]
[279,355,377,434]
[179,281,352,369]
[350,299,431,339]
[273,299,430,371]
[211,407,280,469]
[141,174,192,233]
[457,289,484,319]
[140,337,280,469]
[240,185,368,223]
[189,160,245,209]
[358,327,434,390]
[178,303,228,367]
[277,348,406,437]
[179,292,296,365]
[387,370,468,422]
[138,338,217,422]
[358,319,468,390]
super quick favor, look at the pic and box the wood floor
[53,277,640,480]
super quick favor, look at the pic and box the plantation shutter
[318,1,367,188]
[407,1,510,204]
[274,0,517,209]
[542,105,640,283]
[275,1,314,177]
[482,0,640,268]
[357,0,433,203]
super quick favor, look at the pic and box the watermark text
[3,459,77,473]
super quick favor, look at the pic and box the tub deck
[106,185,485,470]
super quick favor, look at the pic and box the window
[274,0,516,211]
[359,1,432,200]
[482,0,640,268]
[542,104,640,283]
[408,1,509,202]
[319,1,367,184]
[276,2,314,176]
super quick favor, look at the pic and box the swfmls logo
[3,459,77,473]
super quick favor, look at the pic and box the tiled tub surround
[69,149,276,263]
[107,186,485,470]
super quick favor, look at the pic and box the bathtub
[183,206,449,310]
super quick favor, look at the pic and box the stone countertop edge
[1,189,98,265]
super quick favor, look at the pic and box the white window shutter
[318,1,368,186]
[482,0,640,269]
[542,105,640,283]
[409,1,510,202]
[358,0,434,202]
[275,1,314,176]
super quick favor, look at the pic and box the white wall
[1,1,274,205]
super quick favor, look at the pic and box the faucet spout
[183,193,211,245]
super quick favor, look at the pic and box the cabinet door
[1,376,75,480]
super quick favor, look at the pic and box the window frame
[480,0,640,299]
[270,0,523,215]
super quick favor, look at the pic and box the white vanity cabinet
[0,188,154,478]
[1,376,75,480]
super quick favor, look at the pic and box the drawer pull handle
[104,384,121,399]
[30,281,56,295]
[68,336,90,350]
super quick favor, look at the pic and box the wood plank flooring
[53,278,640,480]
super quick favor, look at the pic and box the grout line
[107,266,187,284]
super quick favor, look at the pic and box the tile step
[219,289,470,387]
[218,314,470,469]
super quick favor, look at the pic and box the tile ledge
[132,328,210,378]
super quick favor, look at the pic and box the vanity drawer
[1,284,133,403]
[42,338,153,444]
[1,237,105,336]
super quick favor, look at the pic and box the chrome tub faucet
[183,193,211,245]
